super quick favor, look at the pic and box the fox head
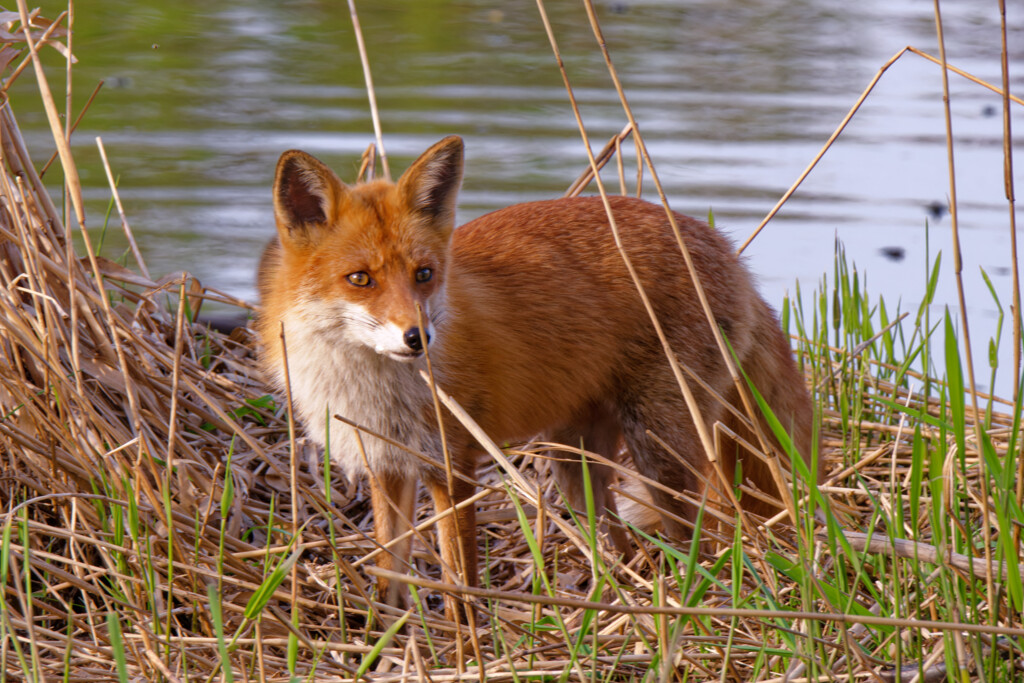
[270,136,464,361]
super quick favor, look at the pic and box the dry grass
[0,3,1022,682]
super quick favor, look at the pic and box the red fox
[257,136,816,614]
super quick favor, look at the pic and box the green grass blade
[355,610,411,679]
[105,613,130,683]
[244,545,304,621]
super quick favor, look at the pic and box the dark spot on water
[982,104,998,117]
[925,201,946,220]
[107,76,133,89]
[992,266,1011,277]
[610,2,629,14]
[880,246,905,262]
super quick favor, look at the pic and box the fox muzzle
[403,326,430,352]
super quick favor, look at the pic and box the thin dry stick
[996,0,1020,398]
[998,0,1024,571]
[276,323,304,643]
[96,137,151,280]
[578,0,776,529]
[535,0,722,502]
[907,46,1024,107]
[63,1,72,155]
[932,0,993,625]
[370,567,1024,639]
[634,128,643,197]
[414,304,484,671]
[346,0,389,180]
[614,135,627,196]
[40,79,103,176]
[739,47,1024,257]
[415,305,455,533]
[357,142,377,182]
[563,122,632,197]
[162,278,188,644]
[834,530,1024,585]
[737,46,910,255]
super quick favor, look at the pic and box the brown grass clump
[1,4,1023,682]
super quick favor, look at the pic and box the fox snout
[403,326,430,352]
[364,316,436,362]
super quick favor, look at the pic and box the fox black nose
[403,327,430,352]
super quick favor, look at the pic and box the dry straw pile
[0,4,1021,683]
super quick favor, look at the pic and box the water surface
[11,0,1024,393]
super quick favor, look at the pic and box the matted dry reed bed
[2,6,1023,682]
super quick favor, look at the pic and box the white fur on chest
[276,308,442,480]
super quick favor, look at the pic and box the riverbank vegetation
[1,2,1022,681]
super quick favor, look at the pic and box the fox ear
[397,136,464,227]
[273,150,345,245]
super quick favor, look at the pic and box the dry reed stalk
[932,1,996,638]
[737,46,1024,257]
[535,0,767,551]
[589,0,792,537]
[346,0,389,181]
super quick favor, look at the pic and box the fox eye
[347,272,371,287]
[415,267,433,283]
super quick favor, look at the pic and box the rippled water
[11,0,1024,393]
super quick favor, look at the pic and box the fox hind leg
[549,404,633,559]
[618,388,729,543]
